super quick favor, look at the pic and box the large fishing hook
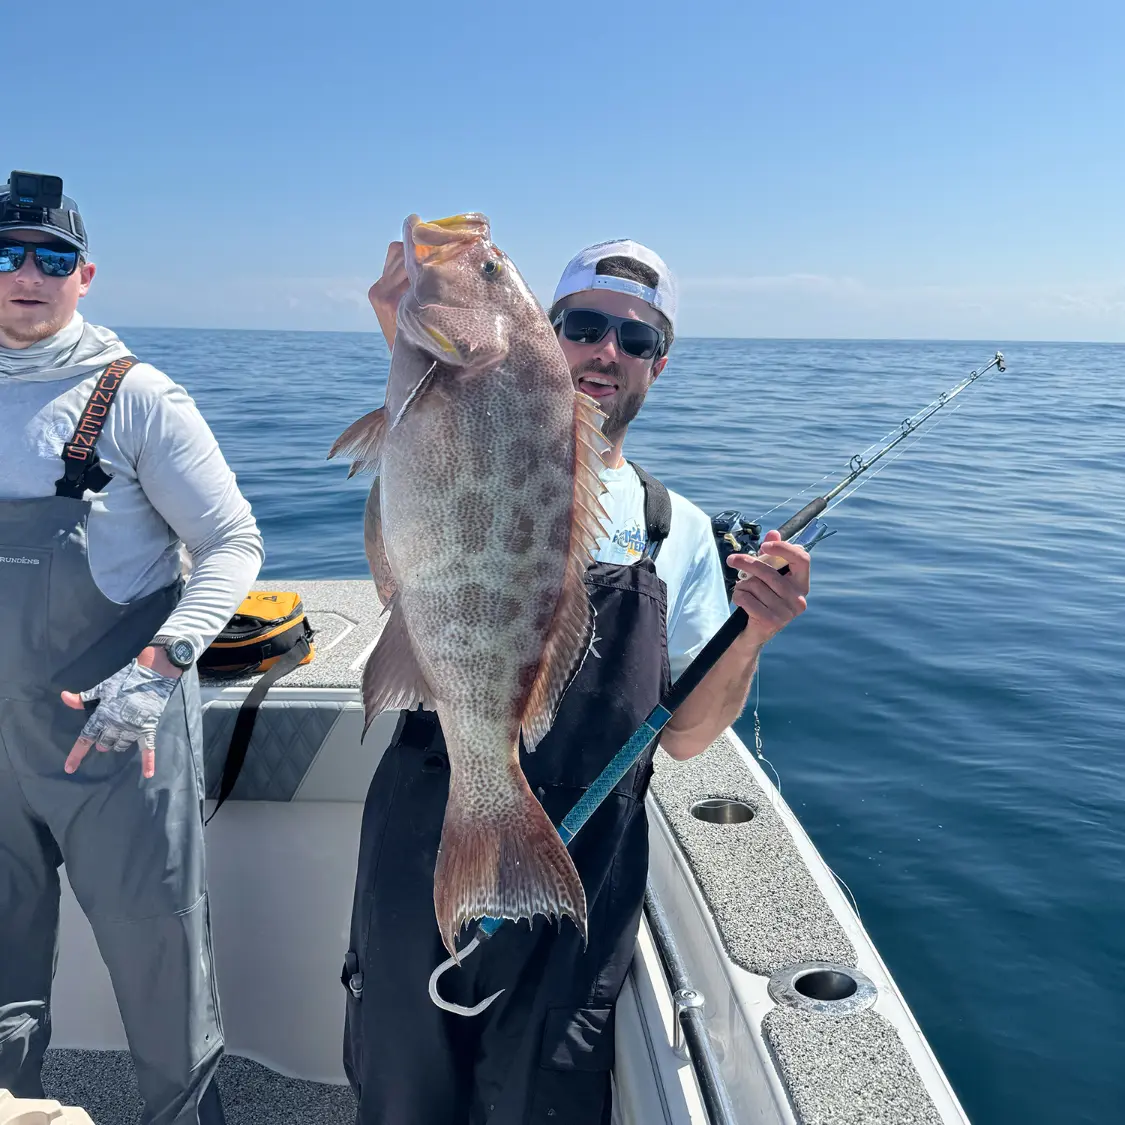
[427,934,505,1016]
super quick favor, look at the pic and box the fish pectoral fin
[361,596,434,734]
[519,393,611,752]
[433,760,588,958]
[363,484,398,607]
[390,360,440,430]
[328,406,387,477]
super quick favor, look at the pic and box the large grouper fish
[329,213,610,957]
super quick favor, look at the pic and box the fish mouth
[427,214,487,231]
[404,212,490,266]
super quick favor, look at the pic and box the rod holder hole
[768,961,877,1016]
[690,798,754,824]
[795,970,857,1001]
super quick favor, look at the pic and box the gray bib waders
[0,358,226,1124]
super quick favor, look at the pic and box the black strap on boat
[205,631,313,824]
[628,461,672,560]
[54,354,138,499]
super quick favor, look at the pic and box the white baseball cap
[552,238,677,331]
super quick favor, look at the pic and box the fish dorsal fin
[361,594,436,735]
[328,406,387,477]
[520,392,610,752]
[571,391,612,556]
[363,482,398,607]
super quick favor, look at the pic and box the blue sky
[10,0,1123,340]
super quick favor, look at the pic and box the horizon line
[99,324,1125,347]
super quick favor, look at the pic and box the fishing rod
[768,350,1006,539]
[429,349,1008,1016]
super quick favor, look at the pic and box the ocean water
[118,327,1124,1125]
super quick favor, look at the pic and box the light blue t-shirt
[592,462,731,682]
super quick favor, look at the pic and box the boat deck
[43,1050,354,1125]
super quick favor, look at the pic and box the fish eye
[482,258,502,278]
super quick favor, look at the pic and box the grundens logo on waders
[64,357,134,465]
[0,555,41,565]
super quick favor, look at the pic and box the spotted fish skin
[330,213,609,956]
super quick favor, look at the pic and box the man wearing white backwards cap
[346,236,812,1125]
[547,239,809,695]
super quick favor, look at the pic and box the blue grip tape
[473,704,674,941]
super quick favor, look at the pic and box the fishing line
[826,406,968,510]
[833,867,863,920]
[750,663,782,798]
[752,406,944,524]
[748,653,864,921]
[751,467,840,527]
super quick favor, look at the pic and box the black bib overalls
[343,468,672,1125]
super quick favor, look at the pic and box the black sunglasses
[552,307,665,360]
[0,238,81,278]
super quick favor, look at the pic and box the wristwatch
[152,635,197,669]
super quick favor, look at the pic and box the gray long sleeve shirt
[0,317,264,660]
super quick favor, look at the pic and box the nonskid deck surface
[42,1050,355,1125]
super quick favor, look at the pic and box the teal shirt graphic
[592,463,730,682]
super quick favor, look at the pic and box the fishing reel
[711,510,763,599]
[712,509,837,597]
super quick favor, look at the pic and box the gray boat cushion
[202,700,346,802]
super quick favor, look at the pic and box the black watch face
[169,639,194,667]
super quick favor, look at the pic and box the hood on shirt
[0,312,131,383]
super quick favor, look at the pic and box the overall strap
[627,461,672,560]
[54,355,138,499]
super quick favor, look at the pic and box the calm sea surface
[118,327,1124,1125]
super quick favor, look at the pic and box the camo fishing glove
[77,660,179,753]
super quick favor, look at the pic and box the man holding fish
[331,215,811,1124]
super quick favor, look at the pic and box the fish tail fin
[434,756,587,958]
